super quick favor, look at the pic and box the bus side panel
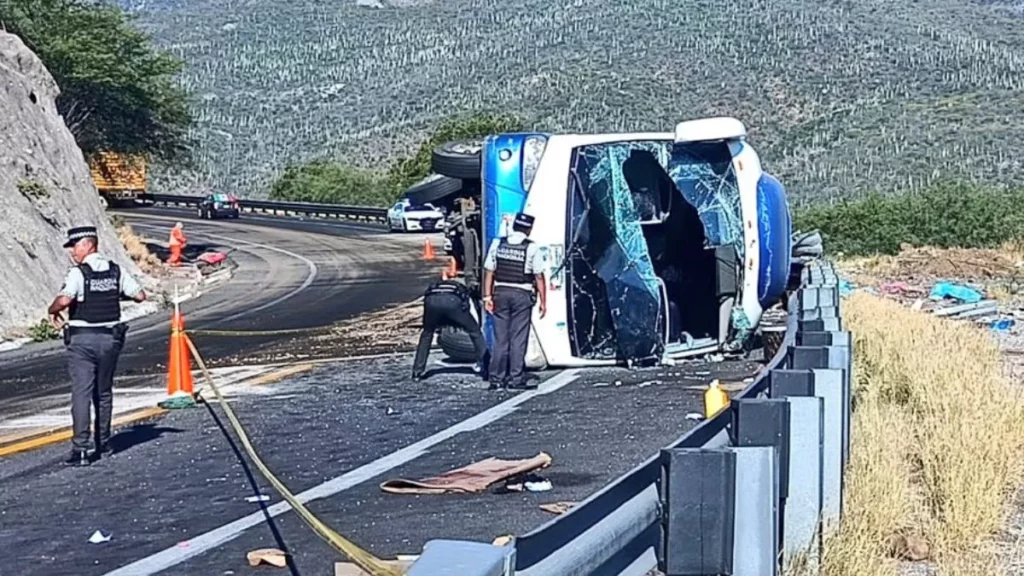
[756,173,792,308]
[481,134,533,348]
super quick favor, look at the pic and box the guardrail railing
[407,259,851,576]
[137,193,388,224]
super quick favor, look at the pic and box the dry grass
[117,222,161,274]
[792,292,1024,576]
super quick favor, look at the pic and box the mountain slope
[0,31,146,334]
[121,0,1024,204]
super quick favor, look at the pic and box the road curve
[0,208,440,418]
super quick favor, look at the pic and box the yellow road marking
[0,364,315,458]
[0,406,168,457]
[245,363,313,386]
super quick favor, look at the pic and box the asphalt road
[0,352,758,576]
[0,207,439,420]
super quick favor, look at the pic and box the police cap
[64,226,98,248]
[512,213,535,231]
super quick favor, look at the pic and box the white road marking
[128,220,319,327]
[102,369,581,576]
[200,233,318,323]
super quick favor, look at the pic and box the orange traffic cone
[160,298,196,409]
[422,239,435,261]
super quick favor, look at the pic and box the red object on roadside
[197,252,227,265]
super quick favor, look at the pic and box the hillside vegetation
[116,0,1024,203]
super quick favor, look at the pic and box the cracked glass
[565,138,747,363]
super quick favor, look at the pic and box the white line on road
[103,369,581,576]
[204,233,318,323]
[128,220,319,327]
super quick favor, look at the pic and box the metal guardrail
[137,193,388,224]
[409,259,851,576]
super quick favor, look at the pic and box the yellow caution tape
[183,334,403,576]
[190,326,331,337]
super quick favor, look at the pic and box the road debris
[380,453,552,495]
[247,548,288,568]
[492,535,514,546]
[930,281,983,304]
[685,412,704,421]
[540,501,577,515]
[88,530,111,544]
[504,473,552,493]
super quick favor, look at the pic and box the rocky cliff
[0,31,148,335]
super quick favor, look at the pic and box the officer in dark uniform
[482,213,547,390]
[411,277,487,381]
[47,226,147,466]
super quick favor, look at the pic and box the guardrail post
[788,345,850,472]
[771,369,843,530]
[729,446,779,576]
[780,396,824,570]
[730,398,789,567]
[661,449,735,575]
[406,539,515,576]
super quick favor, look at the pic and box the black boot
[63,450,90,467]
[96,444,114,458]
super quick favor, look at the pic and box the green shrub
[269,112,525,205]
[794,182,1024,256]
[268,160,390,207]
[29,319,60,342]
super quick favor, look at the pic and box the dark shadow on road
[203,400,302,576]
[109,423,184,454]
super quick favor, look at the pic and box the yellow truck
[89,152,146,206]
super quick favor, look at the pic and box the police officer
[482,213,546,390]
[412,277,487,381]
[47,226,147,467]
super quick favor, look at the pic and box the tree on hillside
[386,112,524,194]
[0,0,192,164]
[267,112,527,206]
[268,160,387,207]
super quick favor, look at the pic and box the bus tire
[438,325,479,364]
[431,140,482,180]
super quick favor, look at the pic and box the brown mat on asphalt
[380,452,552,495]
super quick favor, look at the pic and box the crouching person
[412,278,487,381]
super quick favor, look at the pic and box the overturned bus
[432,117,792,369]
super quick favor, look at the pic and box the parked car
[198,193,240,219]
[386,199,445,232]
[430,117,794,369]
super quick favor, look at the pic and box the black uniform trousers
[413,293,486,376]
[488,285,535,387]
[66,328,125,451]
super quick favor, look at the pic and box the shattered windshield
[667,142,743,256]
[565,139,744,364]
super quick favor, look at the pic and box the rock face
[0,31,147,334]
